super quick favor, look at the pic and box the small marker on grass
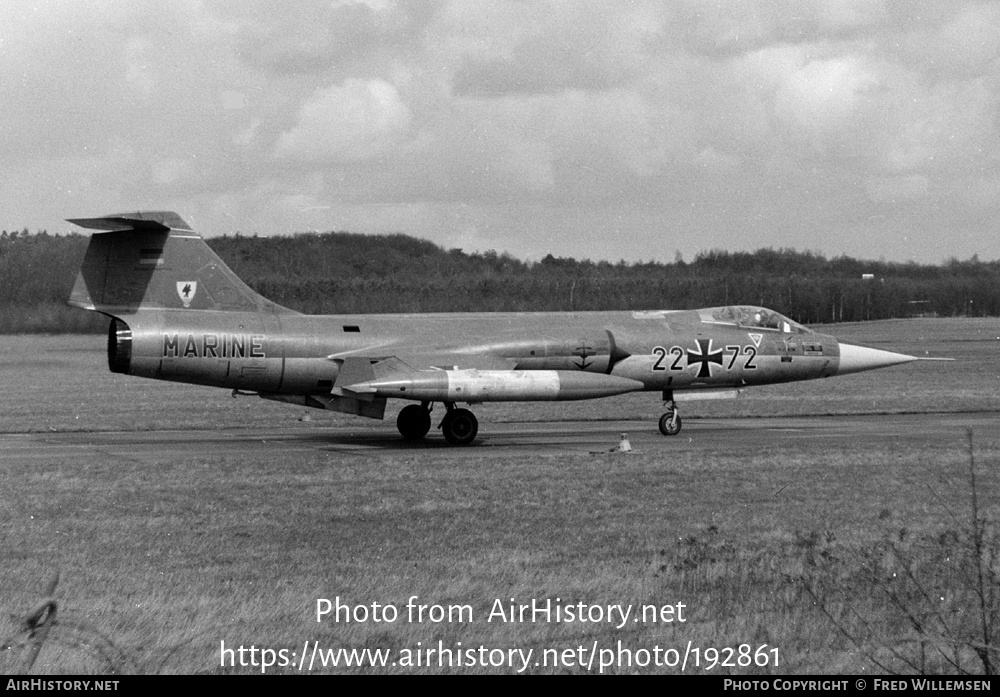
[618,433,632,453]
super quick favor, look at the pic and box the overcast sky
[3,1,999,263]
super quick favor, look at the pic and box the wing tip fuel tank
[347,370,645,402]
[836,343,918,376]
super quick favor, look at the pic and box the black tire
[396,404,431,440]
[441,408,478,445]
[658,412,682,436]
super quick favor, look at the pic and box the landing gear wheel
[397,404,431,440]
[440,408,478,445]
[658,411,682,436]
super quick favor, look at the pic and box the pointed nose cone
[836,343,918,376]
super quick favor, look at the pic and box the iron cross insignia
[687,339,724,378]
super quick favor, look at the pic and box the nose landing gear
[659,391,682,436]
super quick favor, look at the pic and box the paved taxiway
[3,412,995,465]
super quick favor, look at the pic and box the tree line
[1,228,998,333]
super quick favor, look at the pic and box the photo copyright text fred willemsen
[219,596,781,673]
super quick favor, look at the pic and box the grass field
[1,318,997,674]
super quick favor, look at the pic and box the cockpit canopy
[698,306,814,335]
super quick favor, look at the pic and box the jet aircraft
[67,211,923,445]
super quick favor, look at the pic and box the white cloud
[817,0,888,33]
[151,158,196,187]
[275,79,413,162]
[912,2,1000,75]
[2,0,1000,263]
[865,174,929,203]
[885,76,999,174]
[774,56,881,156]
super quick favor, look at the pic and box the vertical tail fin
[67,211,294,316]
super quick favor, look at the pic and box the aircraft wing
[328,348,643,405]
[328,348,518,373]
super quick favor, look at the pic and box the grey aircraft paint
[68,212,921,445]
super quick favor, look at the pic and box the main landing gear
[395,402,479,445]
[659,390,682,436]
[396,402,432,440]
[440,403,479,445]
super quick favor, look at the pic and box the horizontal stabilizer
[66,210,292,315]
[67,211,193,233]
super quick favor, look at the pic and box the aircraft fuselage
[71,211,923,443]
[112,308,841,396]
